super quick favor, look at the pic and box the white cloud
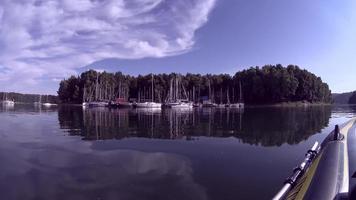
[0,0,216,93]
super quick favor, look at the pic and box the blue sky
[0,0,355,94]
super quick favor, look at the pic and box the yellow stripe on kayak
[286,118,356,200]
[339,118,356,193]
[289,152,323,200]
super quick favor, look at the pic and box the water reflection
[240,106,331,146]
[0,140,206,200]
[0,103,58,114]
[58,106,332,146]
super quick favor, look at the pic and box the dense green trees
[348,92,356,104]
[58,65,332,104]
[235,65,332,104]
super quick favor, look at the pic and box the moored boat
[202,100,217,108]
[170,101,193,109]
[2,100,15,106]
[164,75,193,109]
[217,104,226,108]
[113,98,133,108]
[42,95,57,107]
[118,101,133,108]
[136,102,161,108]
[136,74,162,109]
[230,103,244,109]
[88,101,108,107]
[34,95,42,106]
[2,93,14,106]
[165,100,193,109]
[193,102,202,108]
[42,103,58,107]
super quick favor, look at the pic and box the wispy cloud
[0,0,216,93]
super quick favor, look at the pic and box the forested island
[58,64,332,105]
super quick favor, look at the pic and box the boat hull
[88,102,108,108]
[136,102,162,108]
[165,102,193,109]
[2,100,15,106]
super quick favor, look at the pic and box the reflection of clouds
[0,140,208,200]
[0,111,207,199]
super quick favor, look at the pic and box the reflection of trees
[238,106,331,146]
[58,106,331,146]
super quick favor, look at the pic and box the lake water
[0,104,355,200]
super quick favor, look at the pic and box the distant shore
[246,101,332,108]
[52,101,332,108]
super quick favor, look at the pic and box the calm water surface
[0,104,355,200]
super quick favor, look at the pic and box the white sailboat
[43,95,57,107]
[2,93,15,106]
[82,87,89,107]
[217,88,226,108]
[202,79,217,107]
[164,75,193,108]
[136,74,162,108]
[230,81,245,109]
[89,72,108,107]
[34,95,42,105]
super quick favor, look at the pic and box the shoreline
[4,101,336,108]
[245,102,332,108]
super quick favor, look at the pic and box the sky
[0,0,355,94]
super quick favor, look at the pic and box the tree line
[349,92,356,104]
[0,92,58,103]
[57,64,332,104]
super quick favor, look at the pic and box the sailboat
[2,93,15,106]
[89,72,109,107]
[115,81,133,108]
[230,81,244,108]
[136,74,162,108]
[34,95,42,105]
[217,88,226,108]
[164,75,193,109]
[225,88,231,108]
[43,95,57,107]
[82,87,89,107]
[202,79,217,107]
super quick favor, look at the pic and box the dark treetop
[348,92,356,104]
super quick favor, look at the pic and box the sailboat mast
[193,86,195,102]
[209,79,211,101]
[176,75,179,101]
[83,87,86,103]
[170,78,173,102]
[151,74,154,102]
[95,72,99,101]
[239,80,243,103]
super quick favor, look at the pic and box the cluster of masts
[33,95,58,107]
[1,92,15,106]
[84,74,244,109]
[1,92,57,107]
